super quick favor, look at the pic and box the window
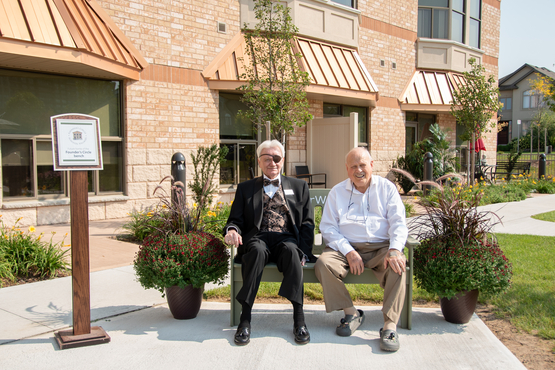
[499,97,512,111]
[331,0,357,8]
[418,0,481,48]
[469,0,481,48]
[523,90,541,109]
[219,93,263,185]
[405,112,436,152]
[323,103,368,146]
[0,69,123,200]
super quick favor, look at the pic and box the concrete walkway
[1,194,554,369]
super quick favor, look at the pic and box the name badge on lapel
[284,189,294,195]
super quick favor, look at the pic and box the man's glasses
[260,154,282,163]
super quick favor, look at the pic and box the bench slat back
[309,188,330,256]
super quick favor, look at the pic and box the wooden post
[54,171,110,349]
[71,171,91,335]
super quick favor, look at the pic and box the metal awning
[399,70,465,111]
[202,33,379,106]
[0,0,148,80]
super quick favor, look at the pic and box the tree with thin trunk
[237,0,312,146]
[451,58,501,184]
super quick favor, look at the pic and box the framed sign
[51,114,103,170]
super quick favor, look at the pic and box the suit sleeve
[298,180,315,257]
[223,183,246,237]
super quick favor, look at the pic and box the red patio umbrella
[471,138,486,153]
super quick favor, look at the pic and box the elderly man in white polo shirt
[315,147,408,352]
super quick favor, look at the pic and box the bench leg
[399,276,413,330]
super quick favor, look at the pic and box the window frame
[0,68,125,201]
[218,92,265,186]
[1,134,124,200]
[523,90,541,109]
[418,0,482,49]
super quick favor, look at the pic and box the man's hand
[224,229,242,248]
[346,250,364,275]
[383,249,406,275]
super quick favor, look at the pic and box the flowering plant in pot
[408,178,513,323]
[133,177,229,319]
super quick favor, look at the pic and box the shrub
[0,218,69,286]
[134,232,229,293]
[414,237,512,299]
[409,182,512,299]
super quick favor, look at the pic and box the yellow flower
[28,226,36,233]
[518,174,523,177]
[413,196,417,200]
[532,181,536,184]
[17,217,22,221]
[147,212,153,217]
[162,204,167,208]
[230,200,234,206]
[65,244,71,247]
[207,211,217,217]
[37,235,42,241]
[65,233,68,237]
[193,203,198,208]
[3,235,8,240]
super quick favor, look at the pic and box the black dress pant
[236,231,304,306]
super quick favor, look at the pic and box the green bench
[494,161,531,179]
[229,188,418,330]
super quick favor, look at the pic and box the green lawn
[531,210,555,223]
[206,233,555,349]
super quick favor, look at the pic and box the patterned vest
[260,186,291,233]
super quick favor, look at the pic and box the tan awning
[202,33,379,106]
[0,0,148,80]
[399,70,466,112]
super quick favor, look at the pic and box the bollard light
[171,152,186,203]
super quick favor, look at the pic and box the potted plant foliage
[408,180,513,324]
[133,176,229,319]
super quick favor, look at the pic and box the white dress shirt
[263,174,281,198]
[320,175,408,256]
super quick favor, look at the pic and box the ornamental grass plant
[0,217,70,287]
[132,177,230,294]
[408,179,513,299]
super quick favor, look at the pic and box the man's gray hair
[345,147,372,163]
[257,140,285,157]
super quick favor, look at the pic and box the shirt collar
[263,174,281,185]
[346,177,373,194]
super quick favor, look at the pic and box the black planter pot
[440,289,479,324]
[165,284,204,319]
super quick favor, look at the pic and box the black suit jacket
[224,175,315,262]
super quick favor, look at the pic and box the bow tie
[264,178,279,187]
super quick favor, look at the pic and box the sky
[498,0,555,78]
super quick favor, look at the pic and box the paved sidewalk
[1,194,554,369]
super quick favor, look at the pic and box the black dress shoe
[234,325,251,346]
[294,325,310,344]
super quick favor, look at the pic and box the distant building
[498,64,555,145]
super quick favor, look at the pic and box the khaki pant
[314,241,406,324]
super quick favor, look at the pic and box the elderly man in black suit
[224,139,315,346]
